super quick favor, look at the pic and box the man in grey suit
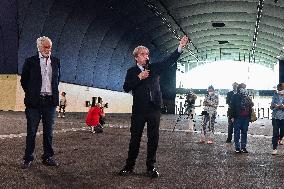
[20,36,60,169]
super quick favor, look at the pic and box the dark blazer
[123,49,181,114]
[21,54,61,108]
[226,91,235,105]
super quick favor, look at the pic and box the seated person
[86,102,105,133]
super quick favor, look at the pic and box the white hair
[132,45,149,57]
[36,36,52,50]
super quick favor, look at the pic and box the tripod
[172,108,194,132]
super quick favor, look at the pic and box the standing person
[185,90,197,131]
[119,36,189,178]
[200,85,219,144]
[270,83,284,155]
[225,82,238,143]
[86,102,105,133]
[228,83,254,153]
[20,36,60,169]
[58,92,67,118]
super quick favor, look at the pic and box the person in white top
[200,85,219,144]
[58,92,67,118]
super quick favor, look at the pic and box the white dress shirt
[39,52,52,95]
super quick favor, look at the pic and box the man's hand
[138,70,150,80]
[179,35,189,49]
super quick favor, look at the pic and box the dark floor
[0,111,283,189]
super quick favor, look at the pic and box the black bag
[99,116,106,125]
[94,125,103,133]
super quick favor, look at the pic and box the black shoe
[147,168,159,178]
[21,160,32,169]
[118,167,134,176]
[235,148,241,153]
[42,157,59,166]
[241,148,249,153]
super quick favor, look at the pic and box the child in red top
[86,102,105,133]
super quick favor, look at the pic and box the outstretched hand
[179,35,189,49]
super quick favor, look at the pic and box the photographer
[184,90,197,117]
[184,90,197,131]
[200,85,219,144]
[86,102,105,133]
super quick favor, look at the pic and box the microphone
[143,59,149,70]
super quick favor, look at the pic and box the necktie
[45,57,48,65]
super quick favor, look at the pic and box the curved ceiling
[144,0,284,70]
[16,0,284,91]
[0,0,18,73]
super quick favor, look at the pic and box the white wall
[58,82,132,113]
[12,75,133,113]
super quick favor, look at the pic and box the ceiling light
[218,40,229,44]
[212,22,225,27]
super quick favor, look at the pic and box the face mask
[278,90,284,95]
[208,92,214,95]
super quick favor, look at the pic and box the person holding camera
[119,35,189,178]
[86,102,105,133]
[200,85,219,144]
[185,90,197,131]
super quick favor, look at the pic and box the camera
[103,103,108,108]
[201,111,209,116]
[100,103,108,109]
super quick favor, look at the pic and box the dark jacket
[228,93,254,119]
[21,55,61,108]
[123,49,181,114]
[226,91,235,105]
[226,90,235,116]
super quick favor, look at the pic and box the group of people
[199,82,255,153]
[19,34,283,180]
[194,81,283,156]
[57,91,106,133]
[223,81,284,155]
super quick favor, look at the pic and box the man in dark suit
[20,36,60,169]
[225,82,238,143]
[119,36,189,178]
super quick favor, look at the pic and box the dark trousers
[23,96,56,161]
[59,105,66,115]
[126,111,161,170]
[227,117,234,141]
[272,118,284,150]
